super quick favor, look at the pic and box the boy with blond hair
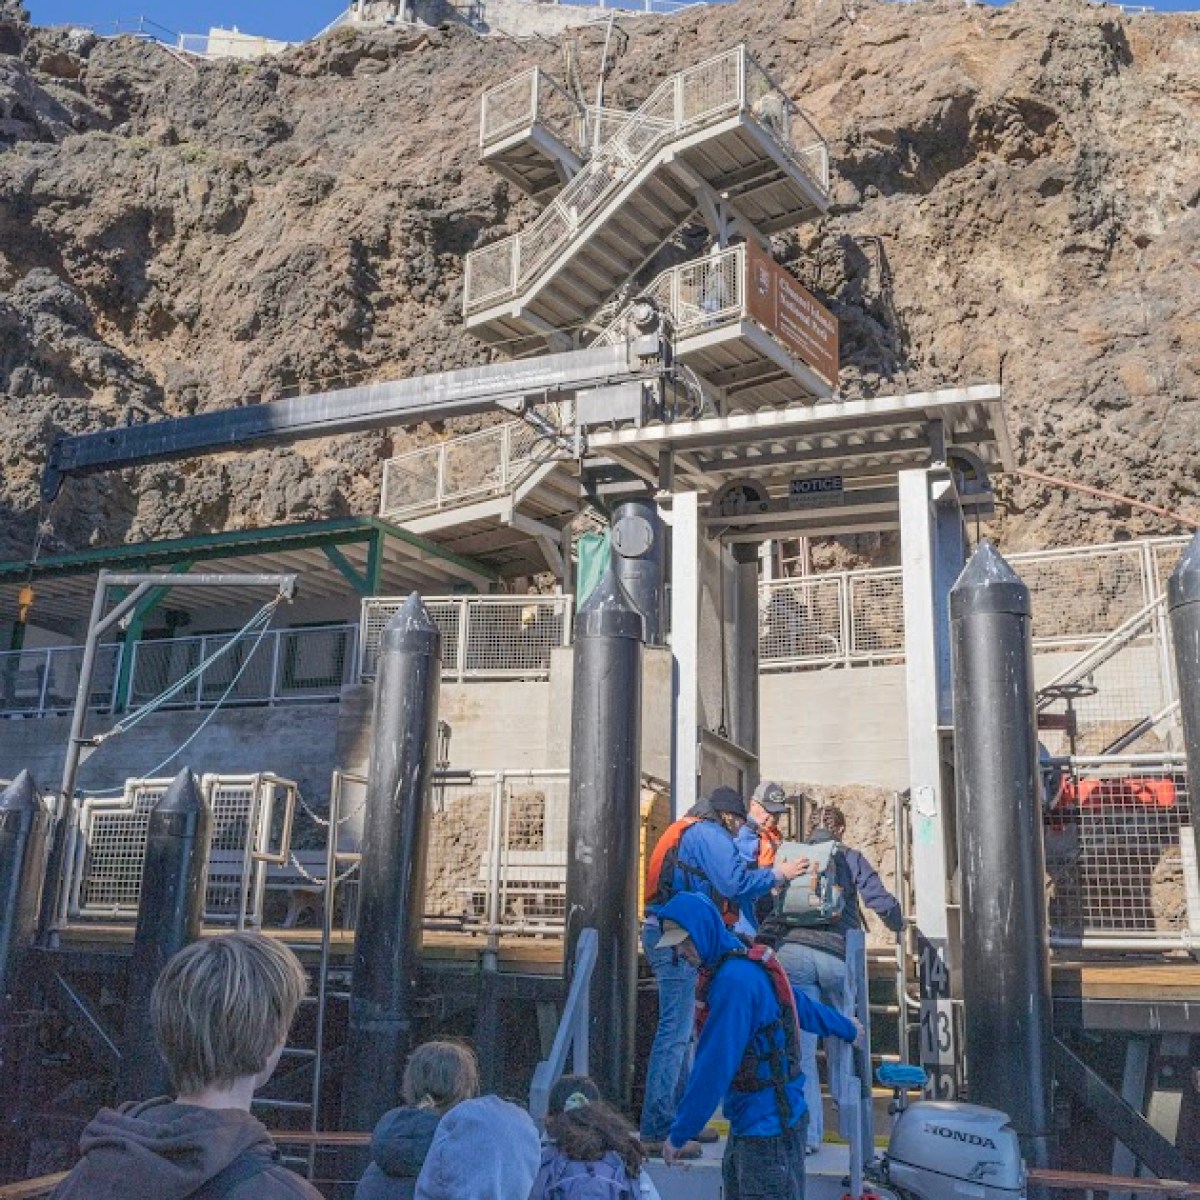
[55,932,322,1200]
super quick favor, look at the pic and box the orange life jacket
[644,816,738,925]
[757,825,783,869]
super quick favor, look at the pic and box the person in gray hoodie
[355,1041,479,1200]
[414,1095,541,1200]
[53,933,321,1200]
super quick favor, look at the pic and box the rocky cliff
[0,0,1196,566]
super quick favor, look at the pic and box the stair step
[252,1098,314,1112]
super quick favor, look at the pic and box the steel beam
[44,337,667,498]
[900,466,966,1100]
[669,493,702,817]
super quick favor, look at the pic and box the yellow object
[17,584,34,622]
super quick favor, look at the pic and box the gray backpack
[774,839,846,928]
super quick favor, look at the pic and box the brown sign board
[744,243,839,386]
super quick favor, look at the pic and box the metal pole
[727,543,761,775]
[1167,532,1200,878]
[342,593,441,1151]
[565,566,644,1107]
[119,768,211,1101]
[0,773,51,1013]
[610,498,666,647]
[950,540,1056,1169]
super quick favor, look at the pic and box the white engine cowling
[884,1101,1025,1200]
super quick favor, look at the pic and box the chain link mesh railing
[0,643,122,718]
[360,596,573,680]
[423,769,569,937]
[480,67,586,155]
[1044,755,1198,949]
[68,773,297,927]
[464,47,824,314]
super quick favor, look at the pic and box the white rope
[97,598,282,742]
[79,611,278,796]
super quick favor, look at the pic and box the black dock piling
[119,768,211,1101]
[1167,532,1200,879]
[611,498,666,647]
[342,593,441,1144]
[0,772,51,1013]
[950,541,1056,1169]
[565,567,644,1108]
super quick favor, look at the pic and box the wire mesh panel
[205,777,263,921]
[1016,543,1149,650]
[1044,757,1195,945]
[679,49,741,127]
[479,68,538,146]
[423,775,495,926]
[0,643,122,717]
[1152,536,1191,598]
[274,626,355,699]
[380,445,442,519]
[75,780,169,914]
[759,576,844,666]
[498,772,569,927]
[849,569,905,659]
[130,638,202,708]
[464,598,571,675]
[197,632,275,704]
[359,599,463,678]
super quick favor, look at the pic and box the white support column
[671,492,701,818]
[899,466,967,1099]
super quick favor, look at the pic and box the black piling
[565,567,644,1108]
[1167,532,1200,880]
[342,593,441,1144]
[0,772,51,1013]
[119,768,211,1101]
[610,498,666,647]
[950,541,1056,1169]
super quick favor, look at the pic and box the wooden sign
[745,243,839,385]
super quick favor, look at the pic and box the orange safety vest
[644,816,739,925]
[757,825,783,869]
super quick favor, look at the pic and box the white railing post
[501,423,512,492]
[37,648,52,716]
[839,572,853,665]
[436,443,448,510]
[530,66,540,125]
[511,236,520,296]
[195,638,207,709]
[269,630,283,704]
[456,598,470,682]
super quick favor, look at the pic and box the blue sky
[26,0,1198,41]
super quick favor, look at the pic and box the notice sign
[745,243,839,385]
[789,475,844,509]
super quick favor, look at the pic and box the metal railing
[63,773,298,929]
[464,46,828,315]
[379,419,561,522]
[0,643,122,718]
[359,595,573,680]
[480,67,586,153]
[596,243,745,346]
[1044,754,1199,951]
[423,768,570,941]
[128,624,357,710]
[530,926,597,1123]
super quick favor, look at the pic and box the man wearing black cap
[640,786,808,1156]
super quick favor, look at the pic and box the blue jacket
[647,818,780,918]
[660,894,857,1147]
[356,1107,441,1200]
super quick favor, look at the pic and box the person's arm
[735,822,760,865]
[667,974,756,1149]
[794,987,859,1043]
[845,848,904,932]
[689,825,784,904]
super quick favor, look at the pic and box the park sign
[745,243,839,386]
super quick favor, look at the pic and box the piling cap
[1167,530,1200,611]
[574,566,645,641]
[0,770,46,815]
[381,591,441,657]
[156,768,206,815]
[950,539,1030,620]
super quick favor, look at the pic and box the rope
[1012,467,1199,530]
[79,607,279,795]
[95,599,282,743]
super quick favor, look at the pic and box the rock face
[0,0,1196,564]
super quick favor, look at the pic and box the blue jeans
[776,941,846,1150]
[639,921,698,1140]
[722,1113,809,1199]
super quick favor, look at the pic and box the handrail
[529,926,598,1122]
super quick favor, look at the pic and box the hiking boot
[644,1139,703,1159]
[698,1125,721,1143]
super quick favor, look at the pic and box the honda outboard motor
[883,1102,1025,1200]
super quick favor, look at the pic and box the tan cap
[656,919,691,950]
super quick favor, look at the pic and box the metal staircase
[465,46,830,356]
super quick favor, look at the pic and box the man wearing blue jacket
[641,787,807,1156]
[759,803,905,1153]
[656,893,861,1198]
